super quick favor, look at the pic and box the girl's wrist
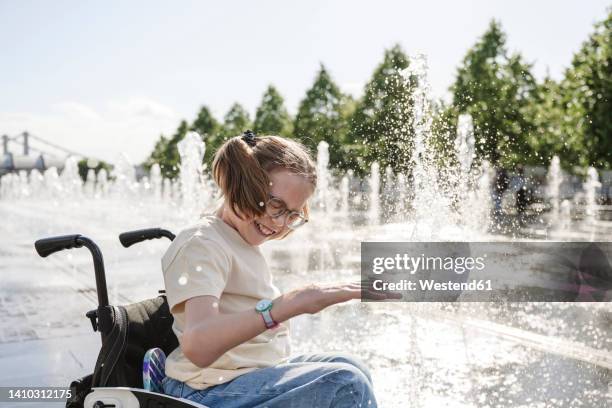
[290,284,326,315]
[272,289,304,322]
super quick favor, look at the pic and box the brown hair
[212,133,317,222]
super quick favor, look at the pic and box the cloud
[108,97,178,120]
[54,102,101,120]
[0,98,180,164]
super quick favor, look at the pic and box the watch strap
[260,309,279,329]
[259,310,278,329]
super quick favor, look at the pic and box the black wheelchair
[35,228,209,408]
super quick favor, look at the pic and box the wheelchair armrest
[84,387,209,408]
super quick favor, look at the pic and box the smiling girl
[161,131,382,407]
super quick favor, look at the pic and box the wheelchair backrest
[92,295,179,388]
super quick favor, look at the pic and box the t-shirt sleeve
[163,236,231,313]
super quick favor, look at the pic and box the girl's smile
[253,219,277,237]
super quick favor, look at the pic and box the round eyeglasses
[264,196,308,230]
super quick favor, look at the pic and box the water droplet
[178,273,188,285]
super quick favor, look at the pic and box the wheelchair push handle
[119,228,176,247]
[35,234,83,258]
[34,234,110,309]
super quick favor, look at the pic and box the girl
[161,131,388,407]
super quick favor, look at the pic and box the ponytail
[212,136,269,220]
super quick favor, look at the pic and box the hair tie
[242,130,257,147]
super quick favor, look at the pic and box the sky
[1,0,610,163]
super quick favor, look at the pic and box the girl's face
[222,169,315,246]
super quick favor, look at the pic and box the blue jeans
[162,352,377,408]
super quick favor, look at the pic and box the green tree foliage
[429,100,460,166]
[220,103,251,138]
[77,158,113,182]
[144,134,169,170]
[200,102,253,163]
[348,45,414,174]
[141,9,611,178]
[219,103,251,141]
[253,85,292,137]
[450,20,537,167]
[160,120,189,179]
[191,106,220,164]
[559,9,612,169]
[293,64,350,167]
[523,77,571,165]
[191,105,218,137]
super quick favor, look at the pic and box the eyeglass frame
[263,195,308,230]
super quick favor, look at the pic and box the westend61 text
[372,279,493,291]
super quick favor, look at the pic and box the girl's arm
[181,283,395,368]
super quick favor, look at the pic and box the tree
[430,100,460,166]
[191,105,219,137]
[450,20,537,167]
[198,102,253,163]
[559,9,612,169]
[348,44,414,174]
[523,77,573,166]
[293,64,349,167]
[77,158,113,182]
[191,106,220,164]
[144,134,169,171]
[220,103,252,139]
[161,120,189,179]
[253,85,292,137]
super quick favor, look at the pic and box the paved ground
[0,215,168,407]
[1,200,611,407]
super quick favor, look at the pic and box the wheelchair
[35,228,210,408]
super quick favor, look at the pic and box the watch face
[256,299,272,312]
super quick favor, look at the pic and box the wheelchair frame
[35,228,209,408]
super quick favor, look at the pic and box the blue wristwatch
[255,299,279,329]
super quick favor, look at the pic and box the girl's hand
[294,281,402,315]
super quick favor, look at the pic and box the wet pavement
[1,200,611,407]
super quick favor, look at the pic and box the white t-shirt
[162,214,291,389]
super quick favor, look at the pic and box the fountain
[453,113,493,233]
[339,175,349,219]
[98,168,109,197]
[583,166,601,225]
[177,131,208,219]
[560,199,572,231]
[455,113,475,178]
[546,156,563,228]
[150,163,163,201]
[314,140,335,215]
[0,54,610,407]
[84,168,96,197]
[368,162,380,226]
